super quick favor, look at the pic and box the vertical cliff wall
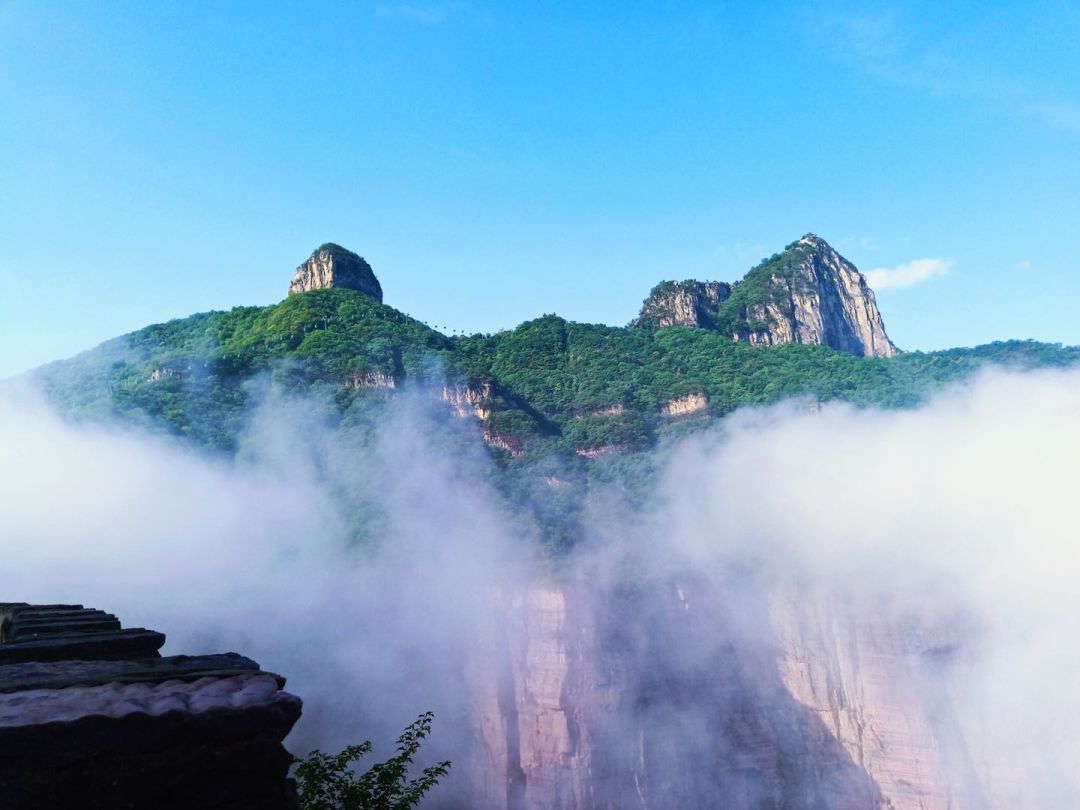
[454,578,981,810]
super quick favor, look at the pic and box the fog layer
[1,368,1077,806]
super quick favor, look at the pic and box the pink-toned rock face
[456,579,982,810]
[770,591,983,810]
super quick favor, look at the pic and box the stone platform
[0,603,302,809]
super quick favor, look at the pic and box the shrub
[295,712,451,810]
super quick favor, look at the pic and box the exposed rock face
[590,403,626,417]
[442,383,528,454]
[344,371,397,389]
[287,243,383,301]
[664,392,708,416]
[148,367,180,383]
[442,383,493,420]
[483,426,524,456]
[633,280,732,328]
[0,602,301,810]
[455,580,981,810]
[737,235,898,357]
[634,235,898,358]
[575,444,629,458]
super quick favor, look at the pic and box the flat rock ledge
[0,602,302,809]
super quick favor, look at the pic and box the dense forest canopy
[36,287,1078,453]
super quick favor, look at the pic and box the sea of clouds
[2,367,1078,806]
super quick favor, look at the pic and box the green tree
[295,712,451,810]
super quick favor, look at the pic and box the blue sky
[1,1,1078,377]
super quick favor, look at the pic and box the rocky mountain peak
[287,243,383,302]
[632,234,898,358]
[766,234,898,357]
[632,280,733,329]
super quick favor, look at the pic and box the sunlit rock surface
[739,235,898,357]
[634,280,733,328]
[287,243,383,301]
[634,235,898,358]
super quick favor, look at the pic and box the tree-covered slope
[35,288,1080,458]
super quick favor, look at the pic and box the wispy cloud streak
[806,6,1080,132]
[865,257,953,289]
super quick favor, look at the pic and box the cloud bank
[1,367,1079,806]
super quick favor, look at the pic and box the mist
[2,368,1078,807]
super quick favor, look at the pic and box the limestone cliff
[634,235,899,358]
[456,579,981,810]
[287,243,383,301]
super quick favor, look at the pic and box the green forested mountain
[34,243,1076,451]
[29,239,1078,549]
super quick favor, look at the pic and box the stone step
[0,653,271,694]
[0,629,166,664]
[0,604,81,611]
[0,602,302,809]
[6,621,124,641]
[14,609,115,622]
[11,615,120,629]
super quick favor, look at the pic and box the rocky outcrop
[441,383,532,455]
[344,371,396,389]
[632,280,732,328]
[456,579,980,810]
[575,444,629,459]
[442,383,493,420]
[287,243,383,301]
[633,235,898,358]
[663,392,708,416]
[148,367,181,383]
[0,602,302,810]
[735,235,898,357]
[590,403,626,417]
[483,426,524,456]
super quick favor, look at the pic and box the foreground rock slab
[0,602,302,810]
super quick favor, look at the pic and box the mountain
[33,235,1073,465]
[287,242,383,301]
[633,234,898,357]
[20,235,1080,808]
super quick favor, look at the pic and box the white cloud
[5,366,1080,803]
[865,257,953,289]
